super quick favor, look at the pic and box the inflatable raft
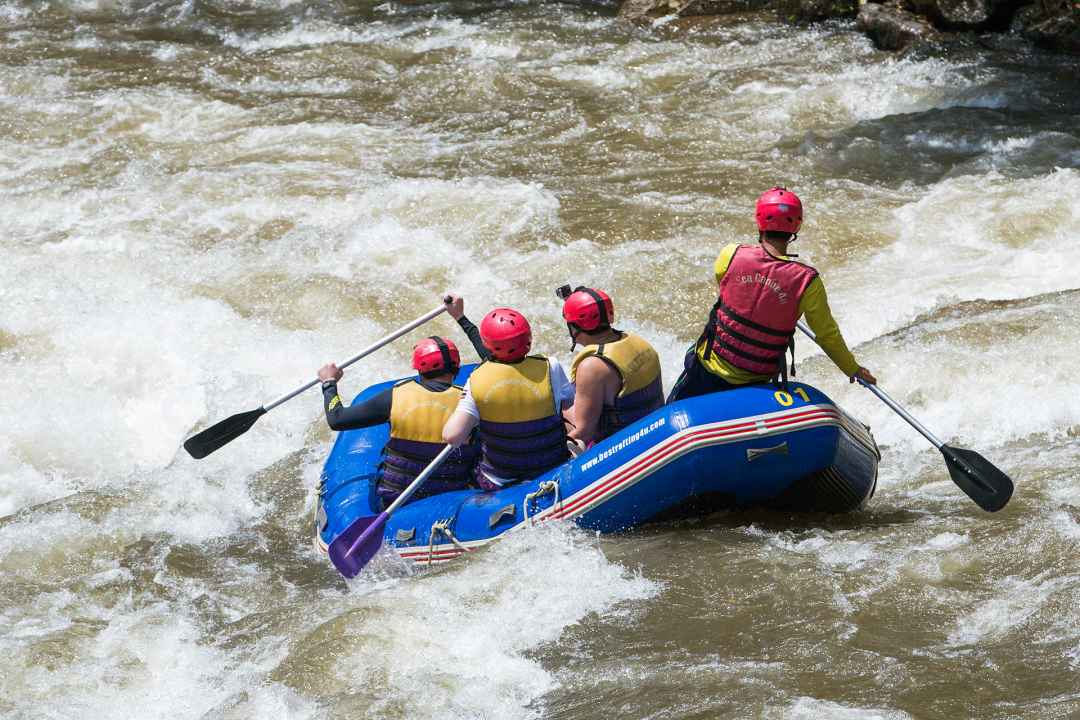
[315,364,879,567]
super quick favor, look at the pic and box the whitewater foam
[949,573,1068,647]
[312,523,658,719]
[2,6,1078,719]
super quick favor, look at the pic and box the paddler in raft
[557,285,664,450]
[442,306,576,490]
[669,186,877,402]
[316,294,488,509]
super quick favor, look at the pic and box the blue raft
[316,364,879,567]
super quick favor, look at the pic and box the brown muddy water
[1,1,1079,718]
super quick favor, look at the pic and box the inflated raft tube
[316,364,879,567]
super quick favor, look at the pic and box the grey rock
[1016,0,1080,54]
[902,0,1031,30]
[618,0,670,21]
[856,2,941,49]
[617,0,777,21]
[904,0,990,27]
[617,0,1079,55]
[777,0,860,21]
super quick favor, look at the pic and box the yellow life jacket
[470,355,558,423]
[468,356,568,481]
[388,379,461,443]
[380,380,476,501]
[571,331,664,440]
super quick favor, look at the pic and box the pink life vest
[707,245,818,376]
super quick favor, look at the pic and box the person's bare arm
[568,357,620,445]
[442,410,478,447]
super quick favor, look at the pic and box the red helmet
[480,308,532,362]
[755,187,803,234]
[562,287,614,332]
[411,336,460,374]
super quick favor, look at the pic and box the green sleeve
[712,243,740,286]
[798,277,860,377]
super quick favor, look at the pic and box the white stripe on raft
[549,407,841,520]
[393,403,846,565]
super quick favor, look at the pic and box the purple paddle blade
[326,445,455,578]
[328,511,389,579]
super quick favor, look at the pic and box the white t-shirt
[455,357,575,420]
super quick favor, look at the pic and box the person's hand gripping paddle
[797,321,1014,511]
[183,304,449,459]
[328,444,456,578]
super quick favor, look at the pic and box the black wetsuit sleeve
[322,383,393,432]
[457,314,491,361]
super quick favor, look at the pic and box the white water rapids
[1,1,1078,718]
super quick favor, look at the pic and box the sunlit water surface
[2,1,1079,718]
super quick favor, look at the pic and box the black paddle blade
[183,407,267,459]
[940,444,1014,512]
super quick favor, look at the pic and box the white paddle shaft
[384,444,456,516]
[264,304,448,412]
[794,320,944,449]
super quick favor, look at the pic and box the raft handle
[489,504,516,528]
[746,442,790,462]
[524,480,561,525]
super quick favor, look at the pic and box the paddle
[183,303,449,459]
[795,321,1013,512]
[328,443,456,578]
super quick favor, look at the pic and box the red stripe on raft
[397,405,842,562]
[399,548,469,561]
[400,553,464,561]
[551,409,839,519]
[403,555,460,565]
[764,411,838,431]
[553,414,800,517]
[550,407,840,520]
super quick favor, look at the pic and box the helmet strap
[567,323,580,351]
[574,286,610,328]
[760,232,798,258]
[428,335,454,373]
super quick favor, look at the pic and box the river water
[2,1,1079,718]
